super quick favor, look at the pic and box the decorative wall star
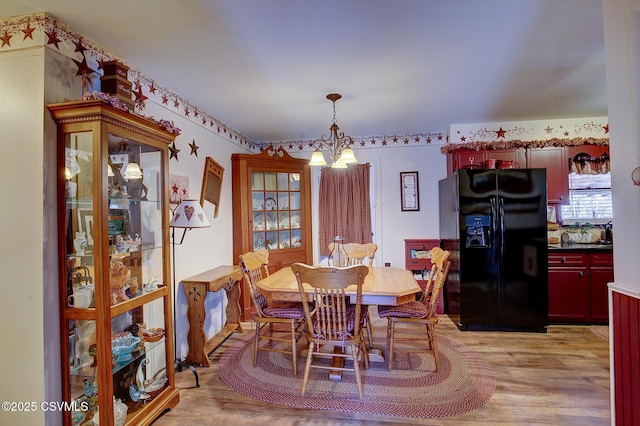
[22,22,35,40]
[73,54,96,90]
[169,142,180,161]
[0,30,12,48]
[74,38,87,54]
[496,127,507,138]
[133,82,148,110]
[189,139,199,156]
[162,94,169,105]
[603,124,609,134]
[148,82,157,94]
[73,54,95,76]
[46,29,61,49]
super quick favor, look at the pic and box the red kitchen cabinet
[528,147,569,203]
[548,269,591,321]
[589,253,614,322]
[487,148,526,168]
[548,251,613,323]
[446,149,485,176]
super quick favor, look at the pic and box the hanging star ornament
[46,28,62,49]
[73,53,96,90]
[189,139,199,157]
[133,81,148,110]
[169,142,180,161]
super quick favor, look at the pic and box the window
[560,173,613,224]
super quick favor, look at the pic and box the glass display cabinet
[48,99,179,425]
[232,147,312,320]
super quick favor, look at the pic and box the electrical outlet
[384,262,391,267]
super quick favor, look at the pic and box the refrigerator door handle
[490,197,497,264]
[499,197,506,264]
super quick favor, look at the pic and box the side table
[181,265,243,367]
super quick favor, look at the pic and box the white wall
[603,0,640,296]
[138,99,251,359]
[0,47,48,426]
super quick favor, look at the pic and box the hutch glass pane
[264,172,277,190]
[264,192,277,210]
[279,230,291,248]
[66,132,95,309]
[290,211,301,229]
[277,192,289,210]
[277,172,289,190]
[292,229,302,247]
[253,212,265,231]
[251,172,264,190]
[68,318,99,424]
[254,232,266,250]
[252,192,264,211]
[290,192,301,210]
[290,173,300,191]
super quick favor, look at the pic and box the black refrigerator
[439,168,548,332]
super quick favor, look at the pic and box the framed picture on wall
[400,171,420,211]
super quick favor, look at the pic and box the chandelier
[309,93,357,168]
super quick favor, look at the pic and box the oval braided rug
[218,329,496,418]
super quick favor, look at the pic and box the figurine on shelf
[114,235,127,253]
[126,234,142,252]
[144,277,159,293]
[109,258,130,305]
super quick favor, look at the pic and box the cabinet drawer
[590,252,613,266]
[548,253,588,266]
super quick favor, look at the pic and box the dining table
[255,265,422,380]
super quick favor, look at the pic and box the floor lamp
[169,199,211,388]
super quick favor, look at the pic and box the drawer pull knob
[562,257,567,263]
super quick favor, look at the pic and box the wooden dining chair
[377,247,451,372]
[327,242,377,267]
[326,242,378,348]
[240,249,306,375]
[291,263,370,399]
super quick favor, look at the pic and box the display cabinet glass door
[251,171,302,251]
[63,129,170,424]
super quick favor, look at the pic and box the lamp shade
[338,147,357,164]
[330,160,348,169]
[170,199,211,228]
[309,149,327,166]
[124,162,143,179]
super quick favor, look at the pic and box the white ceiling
[1,0,607,144]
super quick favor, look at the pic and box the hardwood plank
[154,311,610,425]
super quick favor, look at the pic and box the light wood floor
[152,313,611,426]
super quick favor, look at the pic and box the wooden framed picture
[77,208,95,252]
[400,171,420,211]
[108,209,130,238]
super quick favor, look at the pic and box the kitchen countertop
[548,243,613,251]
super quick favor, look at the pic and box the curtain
[318,163,372,256]
[569,152,611,174]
